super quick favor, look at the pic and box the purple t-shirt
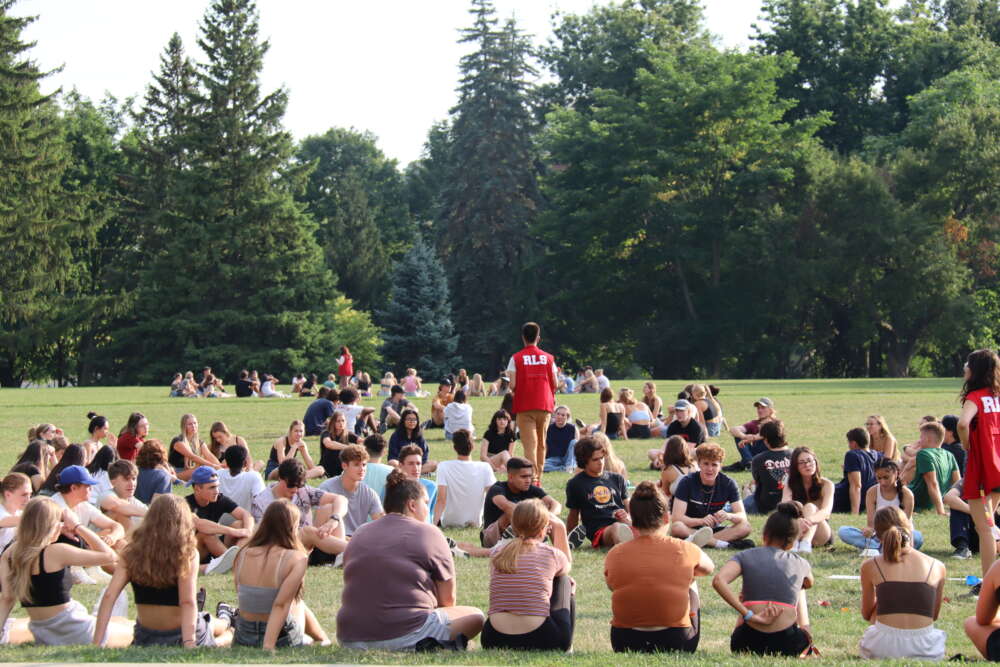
[336,513,454,642]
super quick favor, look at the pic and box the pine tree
[117,0,339,382]
[439,0,541,371]
[378,237,458,378]
[0,1,80,386]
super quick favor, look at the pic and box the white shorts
[859,621,945,660]
[340,609,452,651]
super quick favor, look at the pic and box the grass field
[0,377,983,664]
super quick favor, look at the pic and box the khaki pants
[516,410,551,481]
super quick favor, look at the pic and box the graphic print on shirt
[765,457,790,490]
[592,485,612,505]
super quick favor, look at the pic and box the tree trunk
[0,355,21,388]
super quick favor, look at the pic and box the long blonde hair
[492,499,548,574]
[124,495,197,588]
[868,415,897,460]
[179,413,203,454]
[209,421,233,459]
[6,498,61,603]
[618,387,636,407]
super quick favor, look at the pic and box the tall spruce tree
[118,0,339,382]
[378,237,458,378]
[439,0,541,371]
[0,1,80,386]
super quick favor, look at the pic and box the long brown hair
[492,499,548,574]
[242,500,306,600]
[5,498,61,602]
[962,349,1000,402]
[787,447,823,503]
[124,495,197,588]
[874,506,912,563]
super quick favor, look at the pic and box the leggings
[481,575,575,652]
[731,622,810,656]
[610,589,700,653]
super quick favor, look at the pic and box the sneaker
[574,418,586,429]
[333,552,345,568]
[685,526,713,548]
[611,523,634,544]
[971,582,983,597]
[728,538,756,550]
[860,548,881,559]
[952,546,973,560]
[215,601,236,629]
[501,525,516,540]
[722,461,748,473]
[451,545,469,559]
[567,524,588,551]
[205,546,240,575]
[445,536,458,549]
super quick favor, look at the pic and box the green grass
[0,378,981,664]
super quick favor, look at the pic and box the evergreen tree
[440,0,541,371]
[117,0,342,382]
[0,1,80,386]
[378,237,458,378]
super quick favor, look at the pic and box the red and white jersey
[509,345,556,414]
[963,387,1000,499]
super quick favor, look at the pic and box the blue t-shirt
[136,467,172,505]
[419,478,437,525]
[388,431,428,463]
[302,398,335,436]
[363,462,394,501]
[546,422,576,459]
[673,471,740,519]
[837,448,882,508]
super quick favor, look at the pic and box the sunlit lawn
[0,377,981,664]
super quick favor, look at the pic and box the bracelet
[743,609,754,621]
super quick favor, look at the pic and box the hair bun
[87,411,98,419]
[776,501,804,519]
[385,469,407,489]
[632,480,657,500]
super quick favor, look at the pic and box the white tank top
[875,488,915,527]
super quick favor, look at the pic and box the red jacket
[511,345,556,414]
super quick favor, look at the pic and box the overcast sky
[16,1,858,166]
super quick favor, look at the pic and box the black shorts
[610,623,699,653]
[627,425,652,439]
[731,622,809,657]
[986,626,1000,661]
[481,611,573,652]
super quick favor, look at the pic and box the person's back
[302,396,335,436]
[363,462,393,501]
[909,446,958,510]
[605,533,699,629]
[219,468,265,513]
[436,458,496,527]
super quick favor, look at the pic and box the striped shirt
[488,542,569,616]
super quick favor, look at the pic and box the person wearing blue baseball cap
[185,466,254,576]
[51,465,126,557]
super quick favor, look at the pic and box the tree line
[2,0,999,386]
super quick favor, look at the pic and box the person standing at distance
[959,349,1000,576]
[507,322,557,485]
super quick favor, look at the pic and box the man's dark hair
[363,433,386,457]
[391,384,404,396]
[452,430,473,456]
[317,386,329,400]
[574,436,606,469]
[224,444,248,474]
[506,456,533,473]
[399,444,423,461]
[277,458,306,487]
[521,322,540,343]
[760,420,786,449]
[108,459,137,481]
[340,387,359,404]
[846,427,870,449]
[239,369,249,379]
[453,389,466,403]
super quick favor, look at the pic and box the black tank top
[605,412,623,436]
[132,580,180,606]
[268,437,289,465]
[168,437,187,469]
[22,547,72,608]
[701,400,718,421]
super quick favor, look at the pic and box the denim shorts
[233,614,304,648]
[339,609,452,650]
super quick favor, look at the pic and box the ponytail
[873,506,911,563]
[491,499,547,574]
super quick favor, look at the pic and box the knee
[670,521,688,537]
[733,522,751,538]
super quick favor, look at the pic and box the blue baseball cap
[186,466,219,486]
[59,465,98,486]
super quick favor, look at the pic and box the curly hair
[123,494,197,589]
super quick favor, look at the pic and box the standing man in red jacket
[507,322,557,485]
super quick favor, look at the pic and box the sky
[18,1,781,166]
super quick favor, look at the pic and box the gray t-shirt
[318,476,383,536]
[731,546,812,606]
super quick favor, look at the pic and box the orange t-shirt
[604,533,701,628]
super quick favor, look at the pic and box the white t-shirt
[0,505,20,550]
[88,471,113,505]
[260,380,277,396]
[435,459,496,528]
[338,404,365,432]
[443,402,474,434]
[97,491,147,528]
[597,374,611,391]
[218,469,266,512]
[51,492,102,528]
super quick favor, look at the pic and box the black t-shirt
[482,481,548,528]
[318,430,359,478]
[751,448,791,513]
[235,379,253,397]
[666,419,705,445]
[484,430,516,455]
[185,493,238,523]
[943,440,966,476]
[11,462,40,479]
[565,471,629,539]
[546,422,576,459]
[673,471,740,519]
[303,398,335,436]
